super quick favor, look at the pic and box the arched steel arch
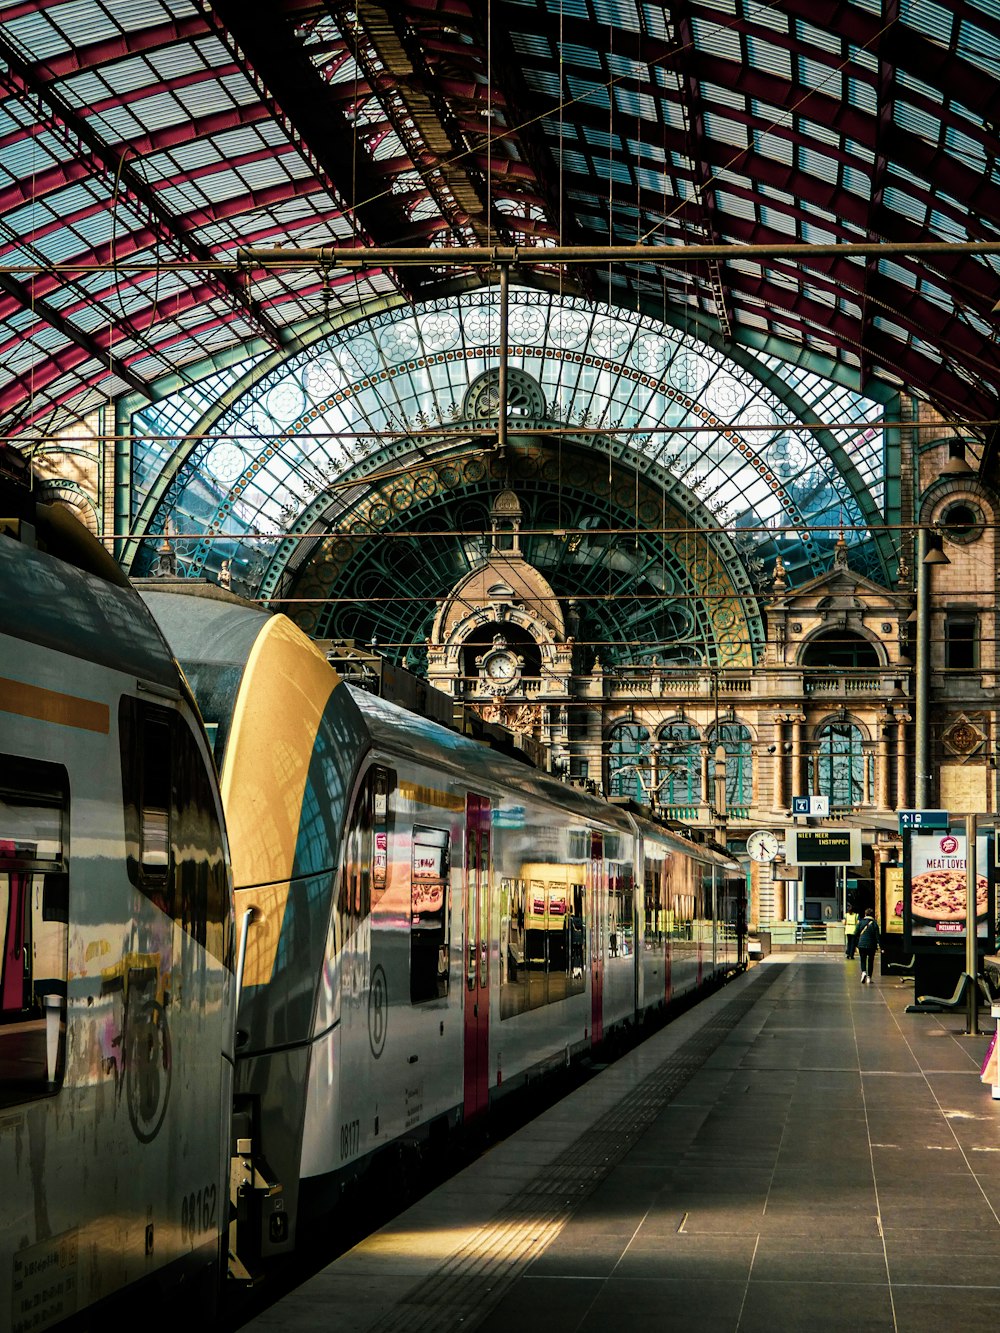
[118,282,897,585]
[279,442,763,671]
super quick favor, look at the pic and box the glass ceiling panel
[131,288,887,600]
[0,0,991,451]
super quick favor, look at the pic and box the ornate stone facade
[423,422,998,932]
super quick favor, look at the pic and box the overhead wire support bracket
[230,239,1000,274]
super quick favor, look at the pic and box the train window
[372,767,394,907]
[141,717,170,876]
[0,755,69,1105]
[516,867,587,1009]
[609,865,635,959]
[643,864,656,948]
[339,766,394,954]
[410,826,449,1004]
[120,699,230,965]
[567,881,586,996]
[120,697,173,906]
[172,718,230,968]
[526,878,547,1010]
[702,870,714,920]
[499,877,527,1020]
[608,871,620,958]
[478,828,489,991]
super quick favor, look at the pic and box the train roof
[349,683,629,823]
[349,687,738,869]
[141,588,737,872]
[0,491,176,687]
[140,589,273,766]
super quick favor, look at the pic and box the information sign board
[785,828,861,866]
[792,795,830,817]
[898,809,948,831]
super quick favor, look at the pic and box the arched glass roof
[0,0,996,452]
[1,0,994,670]
[127,287,891,605]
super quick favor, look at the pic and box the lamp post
[713,743,728,846]
[914,528,949,807]
[966,812,981,1036]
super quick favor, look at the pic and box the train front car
[142,590,371,1272]
[147,587,750,1284]
[0,492,235,1330]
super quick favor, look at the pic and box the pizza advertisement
[903,831,994,944]
[884,866,904,936]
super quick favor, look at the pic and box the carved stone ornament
[942,715,986,757]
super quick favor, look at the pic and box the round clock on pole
[747,829,780,862]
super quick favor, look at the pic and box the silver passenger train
[0,483,233,1329]
[1,483,746,1327]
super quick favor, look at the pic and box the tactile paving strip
[369,965,788,1332]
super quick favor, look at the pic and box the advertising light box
[884,865,904,935]
[903,830,994,946]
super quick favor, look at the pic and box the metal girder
[0,174,332,336]
[0,38,287,356]
[344,2,495,246]
[203,0,417,267]
[0,284,144,390]
[25,13,210,80]
[860,0,899,388]
[670,1,734,337]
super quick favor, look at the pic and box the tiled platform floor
[244,957,1000,1332]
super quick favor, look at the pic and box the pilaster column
[896,714,909,808]
[792,714,805,799]
[877,714,891,809]
[773,717,785,809]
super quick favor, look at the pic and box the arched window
[656,721,701,806]
[607,721,650,800]
[711,721,753,808]
[815,721,871,808]
[801,630,880,669]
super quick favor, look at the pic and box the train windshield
[141,591,269,768]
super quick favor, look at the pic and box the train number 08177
[339,1119,360,1160]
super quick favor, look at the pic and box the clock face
[486,652,516,681]
[747,830,779,862]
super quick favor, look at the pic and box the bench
[906,972,974,1013]
[907,972,994,1013]
[884,954,915,985]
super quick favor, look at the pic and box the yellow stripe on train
[0,675,110,733]
[221,614,340,988]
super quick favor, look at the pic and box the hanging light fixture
[942,439,974,474]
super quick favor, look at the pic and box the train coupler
[228,1130,283,1283]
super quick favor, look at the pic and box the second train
[144,583,747,1270]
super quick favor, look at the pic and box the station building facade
[26,317,996,935]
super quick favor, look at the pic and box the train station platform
[242,957,1000,1333]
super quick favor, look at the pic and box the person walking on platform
[844,909,859,959]
[857,909,879,984]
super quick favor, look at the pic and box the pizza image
[910,869,988,920]
[412,882,443,914]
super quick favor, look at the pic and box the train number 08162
[181,1184,217,1242]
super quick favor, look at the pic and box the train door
[590,831,603,1045]
[463,794,491,1121]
